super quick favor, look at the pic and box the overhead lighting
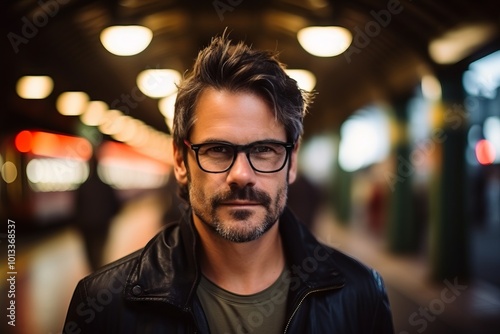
[80,100,108,126]
[421,75,442,101]
[111,115,140,143]
[56,91,89,116]
[297,26,352,57]
[137,69,181,98]
[98,109,124,135]
[100,25,153,56]
[428,22,497,65]
[159,93,177,132]
[158,93,177,119]
[16,75,53,99]
[285,69,316,92]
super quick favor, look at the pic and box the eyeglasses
[184,139,295,173]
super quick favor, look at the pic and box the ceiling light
[159,93,177,133]
[421,75,442,101]
[112,116,141,143]
[428,22,497,65]
[137,69,181,98]
[56,91,90,116]
[98,109,124,135]
[100,25,153,56]
[285,69,316,92]
[80,100,108,126]
[16,75,53,99]
[158,93,177,119]
[297,26,352,57]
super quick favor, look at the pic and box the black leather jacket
[64,207,394,333]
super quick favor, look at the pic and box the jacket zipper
[282,284,344,333]
[183,306,203,334]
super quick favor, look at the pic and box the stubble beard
[190,184,288,243]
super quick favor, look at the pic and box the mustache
[211,187,271,207]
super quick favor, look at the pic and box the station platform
[312,208,500,334]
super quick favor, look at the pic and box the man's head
[172,34,312,242]
[173,34,312,162]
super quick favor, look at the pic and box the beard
[189,183,288,243]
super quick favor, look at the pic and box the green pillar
[429,68,469,281]
[387,95,419,253]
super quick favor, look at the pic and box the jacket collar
[279,208,345,289]
[124,207,345,308]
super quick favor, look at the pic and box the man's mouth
[220,200,261,207]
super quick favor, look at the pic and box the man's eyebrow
[193,138,232,144]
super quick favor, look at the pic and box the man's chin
[217,225,265,243]
[228,208,254,221]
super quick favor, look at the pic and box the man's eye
[252,144,284,154]
[200,145,232,156]
[208,145,229,153]
[253,145,273,153]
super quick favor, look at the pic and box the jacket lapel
[278,208,345,312]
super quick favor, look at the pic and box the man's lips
[220,201,261,206]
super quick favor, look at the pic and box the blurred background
[1,0,500,333]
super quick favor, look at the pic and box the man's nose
[226,152,256,187]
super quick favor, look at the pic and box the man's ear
[173,142,188,185]
[288,142,300,184]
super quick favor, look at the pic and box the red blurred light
[15,130,33,152]
[475,139,496,165]
[13,130,92,160]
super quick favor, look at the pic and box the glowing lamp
[100,25,153,56]
[16,75,53,99]
[298,26,352,57]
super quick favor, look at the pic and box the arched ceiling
[2,0,499,140]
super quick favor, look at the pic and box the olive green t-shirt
[196,269,290,334]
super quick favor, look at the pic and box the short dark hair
[173,34,313,147]
[172,33,313,201]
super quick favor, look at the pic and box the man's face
[173,87,298,243]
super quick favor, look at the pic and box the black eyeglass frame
[184,139,295,173]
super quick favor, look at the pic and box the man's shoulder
[324,243,387,295]
[281,208,384,290]
[77,220,183,293]
[79,249,142,293]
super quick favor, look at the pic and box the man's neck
[193,217,285,295]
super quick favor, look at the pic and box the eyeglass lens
[196,142,289,173]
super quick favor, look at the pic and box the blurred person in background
[287,171,324,230]
[64,33,394,333]
[74,150,121,271]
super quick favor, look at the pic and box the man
[64,34,394,333]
